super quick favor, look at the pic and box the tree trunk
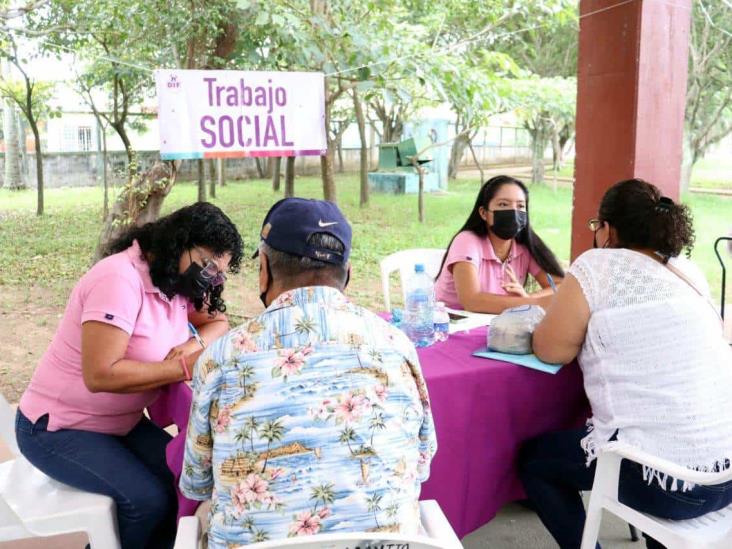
[336,135,344,173]
[530,127,548,185]
[467,139,484,185]
[285,156,295,198]
[94,162,178,261]
[217,158,225,186]
[255,157,266,178]
[2,97,23,189]
[265,157,274,179]
[320,150,337,202]
[17,111,28,184]
[197,159,206,202]
[368,123,376,170]
[448,131,470,180]
[558,124,572,168]
[321,78,337,203]
[272,156,282,191]
[551,128,562,172]
[353,89,369,207]
[380,115,403,144]
[208,158,216,198]
[110,121,134,168]
[30,120,43,215]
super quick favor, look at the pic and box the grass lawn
[689,156,732,189]
[556,156,732,190]
[1,173,730,304]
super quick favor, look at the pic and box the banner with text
[155,69,327,160]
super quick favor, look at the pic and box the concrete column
[571,0,692,259]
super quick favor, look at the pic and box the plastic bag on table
[487,304,545,355]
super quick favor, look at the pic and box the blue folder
[472,347,563,374]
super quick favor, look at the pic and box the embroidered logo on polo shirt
[105,313,114,320]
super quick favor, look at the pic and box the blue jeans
[519,428,732,549]
[15,410,177,549]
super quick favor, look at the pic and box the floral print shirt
[180,286,437,548]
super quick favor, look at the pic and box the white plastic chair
[380,248,446,311]
[0,393,121,548]
[580,441,732,549]
[174,499,462,549]
[173,515,200,549]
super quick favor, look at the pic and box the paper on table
[472,347,563,374]
[446,307,497,333]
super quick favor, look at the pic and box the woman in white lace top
[520,179,732,549]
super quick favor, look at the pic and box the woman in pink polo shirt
[435,175,564,313]
[15,202,242,549]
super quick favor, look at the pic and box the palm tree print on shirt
[366,493,383,529]
[259,419,285,473]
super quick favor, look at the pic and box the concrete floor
[463,499,643,549]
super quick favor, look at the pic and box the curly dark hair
[599,178,695,260]
[103,202,243,314]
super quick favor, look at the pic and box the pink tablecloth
[150,326,588,537]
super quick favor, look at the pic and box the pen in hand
[188,322,206,349]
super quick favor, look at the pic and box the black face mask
[174,262,212,301]
[490,209,528,240]
[259,285,270,308]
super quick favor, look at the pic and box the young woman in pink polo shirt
[15,202,243,549]
[435,175,564,313]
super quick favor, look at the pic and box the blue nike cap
[254,198,352,265]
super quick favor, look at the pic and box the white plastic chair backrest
[0,393,19,457]
[380,248,446,311]
[0,393,27,533]
[173,499,460,549]
[418,499,461,546]
[248,532,446,549]
[172,515,200,549]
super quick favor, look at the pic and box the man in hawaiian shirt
[181,197,437,548]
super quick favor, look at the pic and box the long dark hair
[436,175,564,281]
[104,202,244,314]
[599,178,695,260]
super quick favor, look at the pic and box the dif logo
[167,74,181,91]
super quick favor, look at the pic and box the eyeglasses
[201,260,226,287]
[194,248,227,287]
[587,218,604,232]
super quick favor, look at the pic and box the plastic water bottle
[403,264,435,347]
[433,301,450,343]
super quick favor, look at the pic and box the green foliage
[0,77,59,123]
[433,51,519,134]
[511,76,576,132]
[28,0,237,166]
[498,0,578,78]
[685,0,732,164]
